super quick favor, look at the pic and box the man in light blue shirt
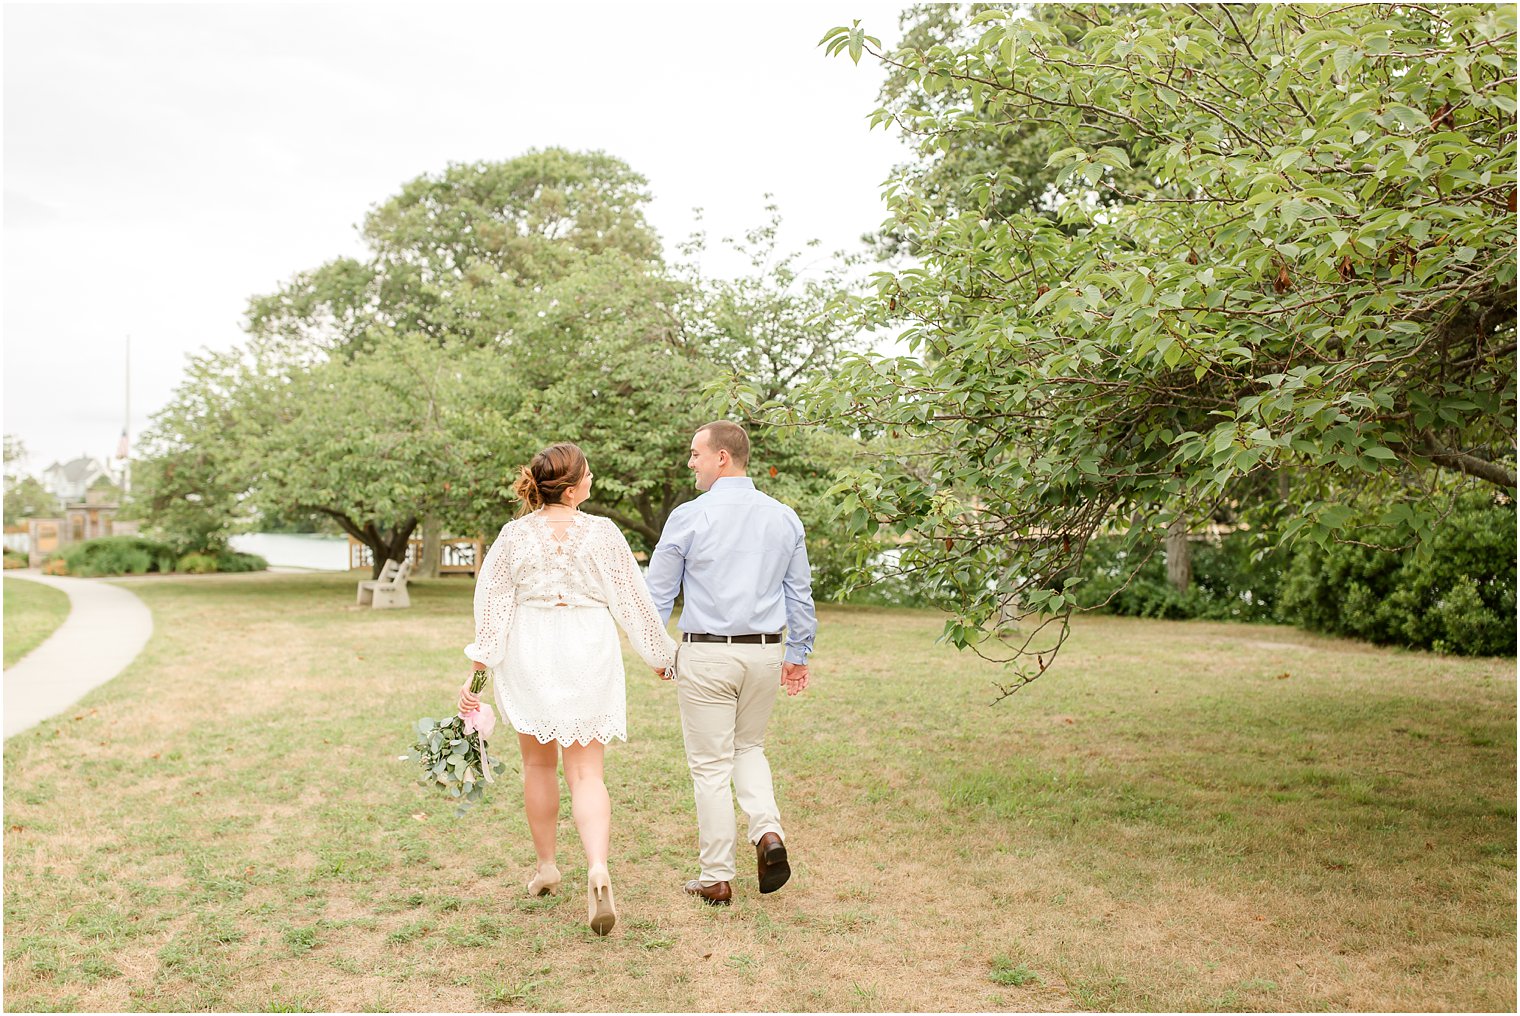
[645,420,815,905]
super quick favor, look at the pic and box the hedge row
[45,536,267,577]
[1071,493,1515,657]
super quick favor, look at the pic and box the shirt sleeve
[782,514,817,665]
[593,520,678,669]
[644,505,692,626]
[464,524,516,669]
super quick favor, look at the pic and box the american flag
[116,429,129,459]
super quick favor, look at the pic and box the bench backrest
[377,558,400,582]
[390,559,413,585]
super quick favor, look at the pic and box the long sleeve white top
[464,511,677,672]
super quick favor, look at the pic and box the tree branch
[580,502,660,546]
[1424,444,1517,489]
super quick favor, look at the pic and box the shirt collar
[710,476,755,492]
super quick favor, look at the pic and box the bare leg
[561,740,611,870]
[518,732,560,868]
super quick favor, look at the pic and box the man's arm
[643,506,692,626]
[780,519,816,667]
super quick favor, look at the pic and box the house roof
[44,457,106,483]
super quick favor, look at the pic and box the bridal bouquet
[409,668,506,817]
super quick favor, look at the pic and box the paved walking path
[4,571,153,739]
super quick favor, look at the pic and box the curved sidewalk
[4,571,153,739]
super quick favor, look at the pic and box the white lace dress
[464,511,677,746]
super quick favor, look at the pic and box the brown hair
[696,420,750,469]
[512,442,588,515]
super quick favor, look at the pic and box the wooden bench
[357,558,412,609]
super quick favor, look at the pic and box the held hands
[781,661,809,697]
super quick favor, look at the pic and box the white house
[40,456,112,503]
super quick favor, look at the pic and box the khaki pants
[674,640,787,884]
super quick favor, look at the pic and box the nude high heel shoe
[586,865,616,936]
[526,862,562,897]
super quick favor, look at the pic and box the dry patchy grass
[3,576,71,669]
[2,573,1513,1011]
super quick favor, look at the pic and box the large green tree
[500,210,867,556]
[245,148,661,356]
[142,153,867,581]
[795,4,1516,693]
[135,332,524,574]
[869,3,1151,254]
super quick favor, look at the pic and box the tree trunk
[1165,516,1191,593]
[300,505,419,579]
[377,518,418,578]
[417,515,441,579]
[580,502,661,547]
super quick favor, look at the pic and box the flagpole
[124,335,131,496]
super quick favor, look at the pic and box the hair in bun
[512,442,587,516]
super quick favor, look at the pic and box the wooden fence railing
[348,536,484,575]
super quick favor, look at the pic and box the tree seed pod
[1036,284,1050,297]
[1508,188,1517,213]
[769,466,778,478]
[1338,255,1354,282]
[1186,250,1199,265]
[944,538,955,551]
[1274,265,1292,294]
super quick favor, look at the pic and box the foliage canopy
[803,4,1517,692]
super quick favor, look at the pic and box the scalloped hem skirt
[493,603,627,747]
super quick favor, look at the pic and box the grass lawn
[2,572,1513,1012]
[3,576,71,669]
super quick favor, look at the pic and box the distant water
[229,533,352,571]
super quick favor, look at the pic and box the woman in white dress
[459,442,676,936]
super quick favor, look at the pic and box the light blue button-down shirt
[645,476,817,665]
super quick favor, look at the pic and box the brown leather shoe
[755,832,790,894]
[683,879,732,906]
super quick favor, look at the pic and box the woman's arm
[463,525,517,674]
[593,520,677,671]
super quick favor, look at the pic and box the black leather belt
[682,632,783,645]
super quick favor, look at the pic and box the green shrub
[1070,530,1287,622]
[44,537,267,577]
[57,536,160,576]
[3,547,27,569]
[1071,492,1513,657]
[1282,492,1516,656]
[50,535,180,577]
[213,550,267,573]
[177,553,218,574]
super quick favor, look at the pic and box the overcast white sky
[3,2,908,473]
